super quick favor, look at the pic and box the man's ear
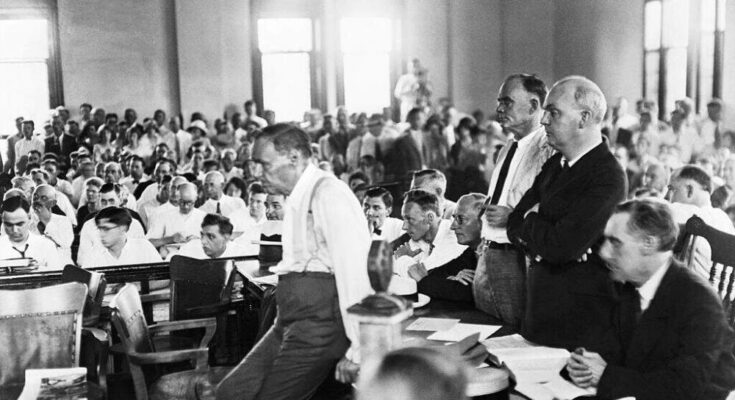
[386,206,392,215]
[641,235,659,255]
[425,211,436,224]
[529,98,540,113]
[578,110,591,128]
[288,148,300,164]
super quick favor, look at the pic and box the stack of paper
[427,323,502,341]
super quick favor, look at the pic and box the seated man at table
[415,193,484,305]
[392,189,466,279]
[31,184,73,260]
[566,198,735,400]
[356,347,468,400]
[363,186,404,243]
[0,196,66,270]
[410,169,456,220]
[176,213,251,259]
[77,183,146,263]
[78,206,161,267]
[147,182,205,257]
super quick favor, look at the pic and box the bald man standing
[507,76,627,353]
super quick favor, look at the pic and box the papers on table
[406,317,460,331]
[250,274,279,286]
[482,334,596,400]
[19,367,87,400]
[427,323,501,342]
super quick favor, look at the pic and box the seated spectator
[712,156,735,209]
[76,177,104,228]
[147,182,205,257]
[42,159,73,202]
[362,186,403,242]
[27,170,77,227]
[392,189,466,279]
[77,183,146,263]
[70,158,96,207]
[224,176,248,202]
[221,148,244,181]
[410,169,456,219]
[31,184,73,260]
[229,181,267,235]
[199,171,246,216]
[566,198,735,399]
[119,155,148,194]
[0,196,66,270]
[145,175,187,230]
[176,214,251,259]
[416,193,484,304]
[137,175,173,229]
[135,158,176,203]
[356,347,468,400]
[636,161,669,198]
[79,207,161,268]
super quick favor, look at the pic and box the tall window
[644,0,726,116]
[257,18,313,122]
[0,18,52,134]
[339,17,393,114]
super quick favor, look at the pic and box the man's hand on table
[335,356,360,384]
[407,263,428,281]
[394,243,422,259]
[566,349,606,388]
[447,269,475,285]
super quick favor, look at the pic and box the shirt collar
[287,163,321,207]
[561,138,602,168]
[637,260,670,305]
[513,125,545,147]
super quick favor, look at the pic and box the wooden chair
[0,282,87,387]
[62,264,107,326]
[109,283,226,400]
[681,215,735,324]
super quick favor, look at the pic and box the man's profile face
[96,219,127,249]
[99,191,120,209]
[201,224,229,258]
[31,172,47,186]
[496,79,536,133]
[363,196,390,228]
[599,212,648,284]
[265,194,285,221]
[251,139,297,195]
[249,192,266,220]
[2,209,30,243]
[450,200,481,246]
[541,83,580,152]
[401,202,432,241]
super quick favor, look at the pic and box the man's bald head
[204,171,225,200]
[178,182,198,215]
[32,184,56,209]
[552,76,607,125]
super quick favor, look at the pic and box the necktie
[216,201,221,214]
[489,141,518,205]
[11,244,29,258]
[428,243,435,255]
[373,227,382,236]
[38,221,46,235]
[715,124,721,149]
[562,160,570,171]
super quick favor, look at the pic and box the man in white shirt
[71,159,96,207]
[42,159,73,202]
[137,175,173,230]
[144,176,186,230]
[475,73,555,328]
[176,214,252,259]
[244,99,267,129]
[666,165,735,281]
[0,196,65,270]
[394,59,422,122]
[14,120,44,171]
[170,116,191,164]
[78,206,161,268]
[28,169,77,228]
[119,155,148,195]
[216,124,372,399]
[229,182,266,235]
[77,183,146,264]
[221,149,244,181]
[392,189,467,281]
[410,169,456,219]
[32,184,73,260]
[699,98,724,149]
[362,186,403,243]
[147,182,205,257]
[136,159,176,206]
[199,171,245,216]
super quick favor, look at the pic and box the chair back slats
[0,282,87,385]
[169,256,234,321]
[110,284,155,355]
[682,216,735,325]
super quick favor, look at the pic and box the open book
[18,368,87,400]
[482,334,596,400]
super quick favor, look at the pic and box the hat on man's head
[188,120,208,134]
[367,113,383,127]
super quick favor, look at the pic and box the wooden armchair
[109,283,227,400]
[681,215,735,325]
[0,282,87,387]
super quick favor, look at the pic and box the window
[0,17,53,135]
[339,17,393,114]
[643,0,726,116]
[257,18,313,122]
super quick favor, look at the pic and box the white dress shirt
[79,238,161,268]
[0,233,66,271]
[199,195,246,217]
[138,183,159,206]
[137,198,165,229]
[371,217,404,243]
[176,129,192,162]
[228,208,265,234]
[482,127,545,243]
[14,137,44,160]
[145,202,177,232]
[33,213,73,260]
[637,261,670,313]
[273,163,372,362]
[80,192,137,212]
[174,240,253,260]
[394,219,467,276]
[699,118,721,147]
[146,207,206,240]
[78,217,146,264]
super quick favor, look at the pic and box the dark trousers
[473,241,526,329]
[216,272,349,400]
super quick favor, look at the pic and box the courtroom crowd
[2,70,735,400]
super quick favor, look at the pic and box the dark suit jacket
[417,246,476,305]
[44,136,62,157]
[597,262,735,400]
[383,133,422,183]
[507,142,627,352]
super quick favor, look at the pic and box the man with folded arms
[566,198,735,400]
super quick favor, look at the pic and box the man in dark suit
[566,198,735,400]
[383,107,425,186]
[507,76,627,352]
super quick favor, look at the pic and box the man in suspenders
[217,124,372,400]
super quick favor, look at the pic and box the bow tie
[373,228,382,236]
